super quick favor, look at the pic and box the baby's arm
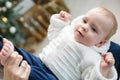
[47,11,71,40]
[100,52,115,78]
[0,38,14,66]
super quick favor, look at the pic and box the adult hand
[3,51,31,80]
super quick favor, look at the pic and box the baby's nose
[81,24,88,32]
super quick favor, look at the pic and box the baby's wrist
[50,14,70,27]
[100,66,111,78]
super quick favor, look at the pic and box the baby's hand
[100,52,115,77]
[57,11,71,22]
[101,52,115,68]
[0,38,14,66]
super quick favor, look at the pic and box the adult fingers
[3,52,20,80]
[4,51,22,67]
[3,38,14,50]
[3,38,11,44]
[18,60,31,80]
[19,60,28,72]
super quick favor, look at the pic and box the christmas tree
[0,0,25,46]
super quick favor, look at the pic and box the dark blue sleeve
[0,35,3,51]
[108,41,120,80]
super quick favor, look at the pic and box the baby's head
[87,7,117,40]
[72,7,117,47]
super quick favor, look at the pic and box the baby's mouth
[77,30,84,38]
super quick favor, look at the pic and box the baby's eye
[83,19,87,23]
[91,27,97,33]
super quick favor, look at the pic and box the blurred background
[0,0,119,56]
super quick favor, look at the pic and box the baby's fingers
[106,58,114,66]
[105,52,115,66]
[59,11,71,21]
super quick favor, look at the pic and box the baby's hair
[88,7,118,40]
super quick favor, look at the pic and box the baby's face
[73,10,113,47]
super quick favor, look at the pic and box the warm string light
[0,16,8,23]
[0,1,13,24]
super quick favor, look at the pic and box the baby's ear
[95,40,107,47]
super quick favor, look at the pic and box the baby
[0,7,118,80]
